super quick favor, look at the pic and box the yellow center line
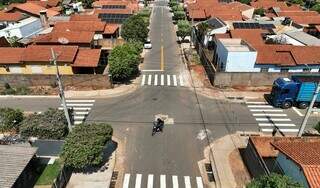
[160,46,164,71]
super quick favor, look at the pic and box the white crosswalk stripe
[184,176,191,188]
[135,174,142,188]
[247,101,297,134]
[154,74,158,86]
[147,174,153,188]
[121,173,204,188]
[60,99,95,125]
[141,74,186,87]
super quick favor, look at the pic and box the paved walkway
[204,133,251,188]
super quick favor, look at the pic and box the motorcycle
[152,118,164,136]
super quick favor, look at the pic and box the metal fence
[52,165,72,188]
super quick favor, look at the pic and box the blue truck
[270,75,320,109]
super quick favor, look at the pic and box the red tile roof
[230,29,266,45]
[272,139,320,188]
[0,12,24,22]
[23,45,78,62]
[73,49,101,67]
[0,48,25,64]
[188,9,207,19]
[47,0,61,7]
[69,14,100,21]
[104,24,120,34]
[33,31,94,44]
[316,25,320,32]
[250,0,288,10]
[53,21,106,32]
[277,11,319,17]
[7,2,59,17]
[289,15,320,25]
[93,0,129,7]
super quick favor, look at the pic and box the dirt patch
[229,149,251,188]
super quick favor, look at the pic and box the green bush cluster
[20,108,68,139]
[108,42,142,81]
[0,108,23,132]
[254,8,265,16]
[173,11,186,21]
[60,123,113,169]
[247,173,303,188]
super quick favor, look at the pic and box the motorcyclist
[153,118,164,133]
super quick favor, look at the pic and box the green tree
[172,5,184,12]
[247,173,303,188]
[60,123,113,169]
[169,0,178,7]
[108,43,141,81]
[0,107,23,133]
[20,108,68,139]
[311,3,320,13]
[173,11,186,21]
[239,0,251,5]
[254,8,265,16]
[176,20,191,41]
[121,14,149,43]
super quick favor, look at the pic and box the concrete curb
[0,95,59,98]
[106,148,116,188]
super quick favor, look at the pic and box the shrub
[60,123,113,169]
[247,173,303,188]
[239,0,251,5]
[173,11,186,21]
[108,43,141,81]
[20,108,68,139]
[177,20,191,40]
[172,5,184,12]
[169,0,178,7]
[0,107,23,132]
[254,8,265,16]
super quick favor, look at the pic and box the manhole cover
[152,98,157,101]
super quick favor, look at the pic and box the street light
[50,37,72,132]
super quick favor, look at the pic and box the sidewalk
[204,133,251,188]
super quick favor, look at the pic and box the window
[303,68,311,72]
[9,66,22,74]
[30,65,43,74]
[281,89,290,94]
[260,67,269,72]
[280,68,289,73]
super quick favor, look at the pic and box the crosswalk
[121,173,204,188]
[59,99,95,125]
[246,101,299,133]
[141,74,185,87]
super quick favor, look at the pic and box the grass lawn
[36,160,62,185]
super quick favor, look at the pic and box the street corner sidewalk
[67,144,116,188]
[204,134,249,188]
[195,87,267,101]
[64,83,138,98]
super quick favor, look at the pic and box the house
[243,136,320,188]
[0,45,103,74]
[5,2,60,17]
[0,145,37,188]
[215,38,258,72]
[211,28,320,72]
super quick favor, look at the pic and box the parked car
[144,39,152,49]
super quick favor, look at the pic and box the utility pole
[298,82,320,137]
[51,48,73,132]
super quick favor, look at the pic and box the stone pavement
[203,133,252,188]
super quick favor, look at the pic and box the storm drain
[205,163,215,182]
[110,171,118,188]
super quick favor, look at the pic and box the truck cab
[270,78,299,109]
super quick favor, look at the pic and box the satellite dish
[58,37,69,44]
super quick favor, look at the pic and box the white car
[144,39,152,49]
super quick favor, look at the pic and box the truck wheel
[282,101,292,109]
[298,102,309,109]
